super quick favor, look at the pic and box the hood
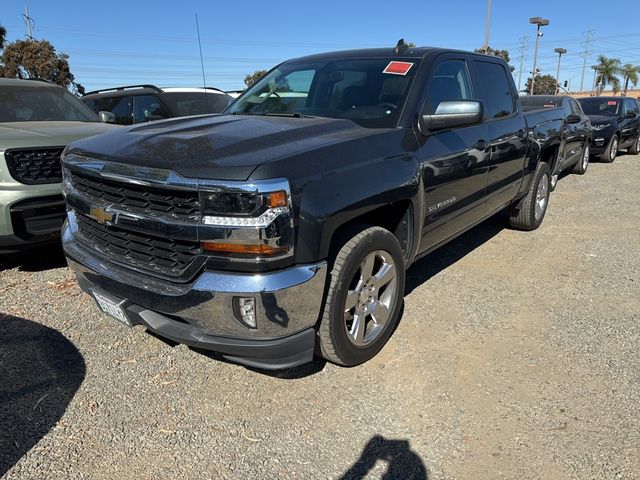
[67,114,381,181]
[586,114,617,125]
[0,121,118,151]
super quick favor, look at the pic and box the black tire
[602,134,619,163]
[317,226,405,366]
[508,162,551,231]
[572,142,590,175]
[629,135,640,155]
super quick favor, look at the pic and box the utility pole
[554,48,567,94]
[22,3,35,40]
[517,34,528,91]
[529,17,550,95]
[579,29,595,92]
[483,0,492,52]
[591,65,599,93]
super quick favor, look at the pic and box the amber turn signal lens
[267,190,288,208]
[201,241,289,256]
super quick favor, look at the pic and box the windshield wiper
[261,112,316,118]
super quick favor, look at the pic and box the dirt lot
[1,153,639,480]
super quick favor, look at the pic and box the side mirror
[419,100,483,133]
[98,111,116,123]
[566,114,581,124]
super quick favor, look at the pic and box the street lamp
[554,48,567,94]
[529,16,550,95]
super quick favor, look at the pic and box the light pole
[554,48,567,94]
[483,0,492,53]
[529,17,550,95]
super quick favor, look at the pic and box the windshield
[162,92,232,116]
[227,58,420,128]
[578,98,620,117]
[0,85,99,123]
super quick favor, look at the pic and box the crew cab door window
[425,60,473,113]
[133,94,168,123]
[473,61,516,119]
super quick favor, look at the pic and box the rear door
[562,99,582,167]
[417,54,490,253]
[621,98,640,146]
[469,57,528,212]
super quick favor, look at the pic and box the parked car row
[2,42,639,370]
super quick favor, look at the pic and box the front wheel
[572,142,590,175]
[508,162,551,231]
[602,135,618,163]
[317,226,405,366]
[629,135,640,155]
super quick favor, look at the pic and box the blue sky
[1,0,639,92]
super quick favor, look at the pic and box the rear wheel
[508,162,551,231]
[572,142,590,175]
[629,135,640,155]
[317,226,405,366]
[602,135,618,163]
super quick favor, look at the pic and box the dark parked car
[81,85,233,125]
[577,96,640,162]
[521,95,591,189]
[62,44,568,369]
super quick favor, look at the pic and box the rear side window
[624,98,639,114]
[425,59,473,113]
[133,94,168,123]
[474,61,515,119]
[161,92,232,116]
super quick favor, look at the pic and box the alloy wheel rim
[636,137,640,152]
[551,174,558,189]
[344,250,398,347]
[611,138,618,160]
[535,174,549,221]
[583,145,589,169]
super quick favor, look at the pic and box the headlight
[199,180,293,258]
[592,123,610,131]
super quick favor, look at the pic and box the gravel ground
[1,153,639,480]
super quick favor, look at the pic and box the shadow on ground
[405,215,505,295]
[340,435,428,479]
[0,242,67,273]
[0,314,85,477]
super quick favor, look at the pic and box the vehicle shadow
[0,314,86,477]
[405,215,505,295]
[0,242,67,273]
[339,434,428,479]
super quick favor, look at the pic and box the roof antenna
[195,13,207,92]
[393,38,409,55]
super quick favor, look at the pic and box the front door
[417,56,490,253]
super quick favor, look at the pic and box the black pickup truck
[61,43,566,369]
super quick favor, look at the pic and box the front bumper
[0,182,66,251]
[62,217,327,369]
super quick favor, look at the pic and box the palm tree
[595,55,621,95]
[621,63,640,96]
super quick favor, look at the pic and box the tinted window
[133,94,168,123]
[520,97,561,111]
[624,98,639,114]
[161,92,232,116]
[570,99,582,116]
[474,61,515,119]
[426,60,473,113]
[578,98,620,116]
[0,86,98,123]
[563,100,573,117]
[91,96,133,125]
[229,58,421,128]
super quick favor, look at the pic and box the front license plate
[92,291,131,326]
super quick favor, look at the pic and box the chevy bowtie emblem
[89,206,114,225]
